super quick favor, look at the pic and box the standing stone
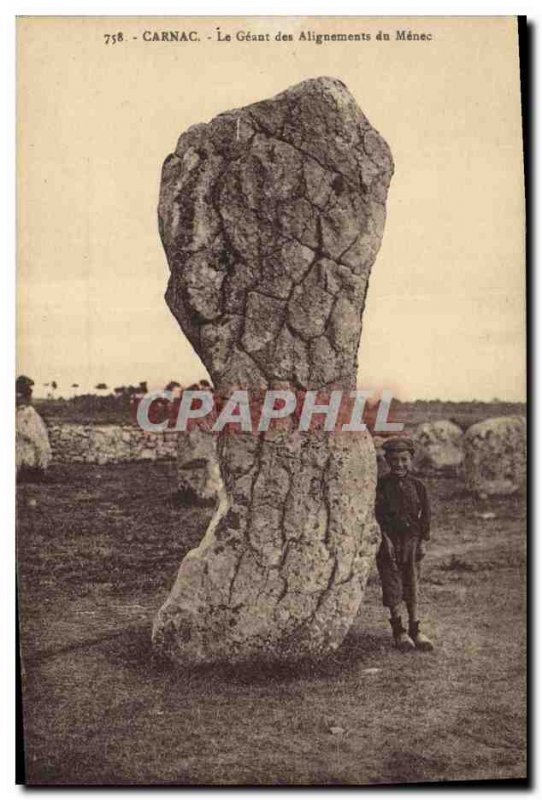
[153,77,394,664]
[16,405,52,474]
[463,416,526,497]
[413,420,464,475]
[177,428,222,505]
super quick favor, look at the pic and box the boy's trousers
[376,531,423,608]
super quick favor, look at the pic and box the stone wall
[47,423,178,464]
[47,416,527,477]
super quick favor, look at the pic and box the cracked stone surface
[153,77,393,664]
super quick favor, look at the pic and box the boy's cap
[382,436,415,455]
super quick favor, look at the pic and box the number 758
[104,32,124,44]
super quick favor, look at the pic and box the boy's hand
[415,540,427,561]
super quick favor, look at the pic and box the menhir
[153,77,394,665]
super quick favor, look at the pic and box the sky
[17,16,526,401]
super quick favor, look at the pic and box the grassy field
[17,461,527,786]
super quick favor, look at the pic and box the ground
[17,461,527,786]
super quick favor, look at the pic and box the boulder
[177,428,222,504]
[463,415,526,496]
[153,77,394,664]
[413,420,464,475]
[16,405,52,473]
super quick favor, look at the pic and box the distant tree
[165,380,181,392]
[51,381,58,390]
[138,381,148,394]
[116,385,140,398]
[95,383,108,390]
[71,383,79,388]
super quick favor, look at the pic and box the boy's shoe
[408,621,434,652]
[389,617,415,651]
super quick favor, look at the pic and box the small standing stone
[16,405,52,474]
[463,416,526,496]
[177,428,222,505]
[413,420,464,475]
[16,375,52,476]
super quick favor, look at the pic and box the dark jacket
[375,473,431,542]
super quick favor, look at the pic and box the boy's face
[386,450,412,478]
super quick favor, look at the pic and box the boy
[375,436,434,652]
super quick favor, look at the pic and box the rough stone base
[153,430,379,665]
